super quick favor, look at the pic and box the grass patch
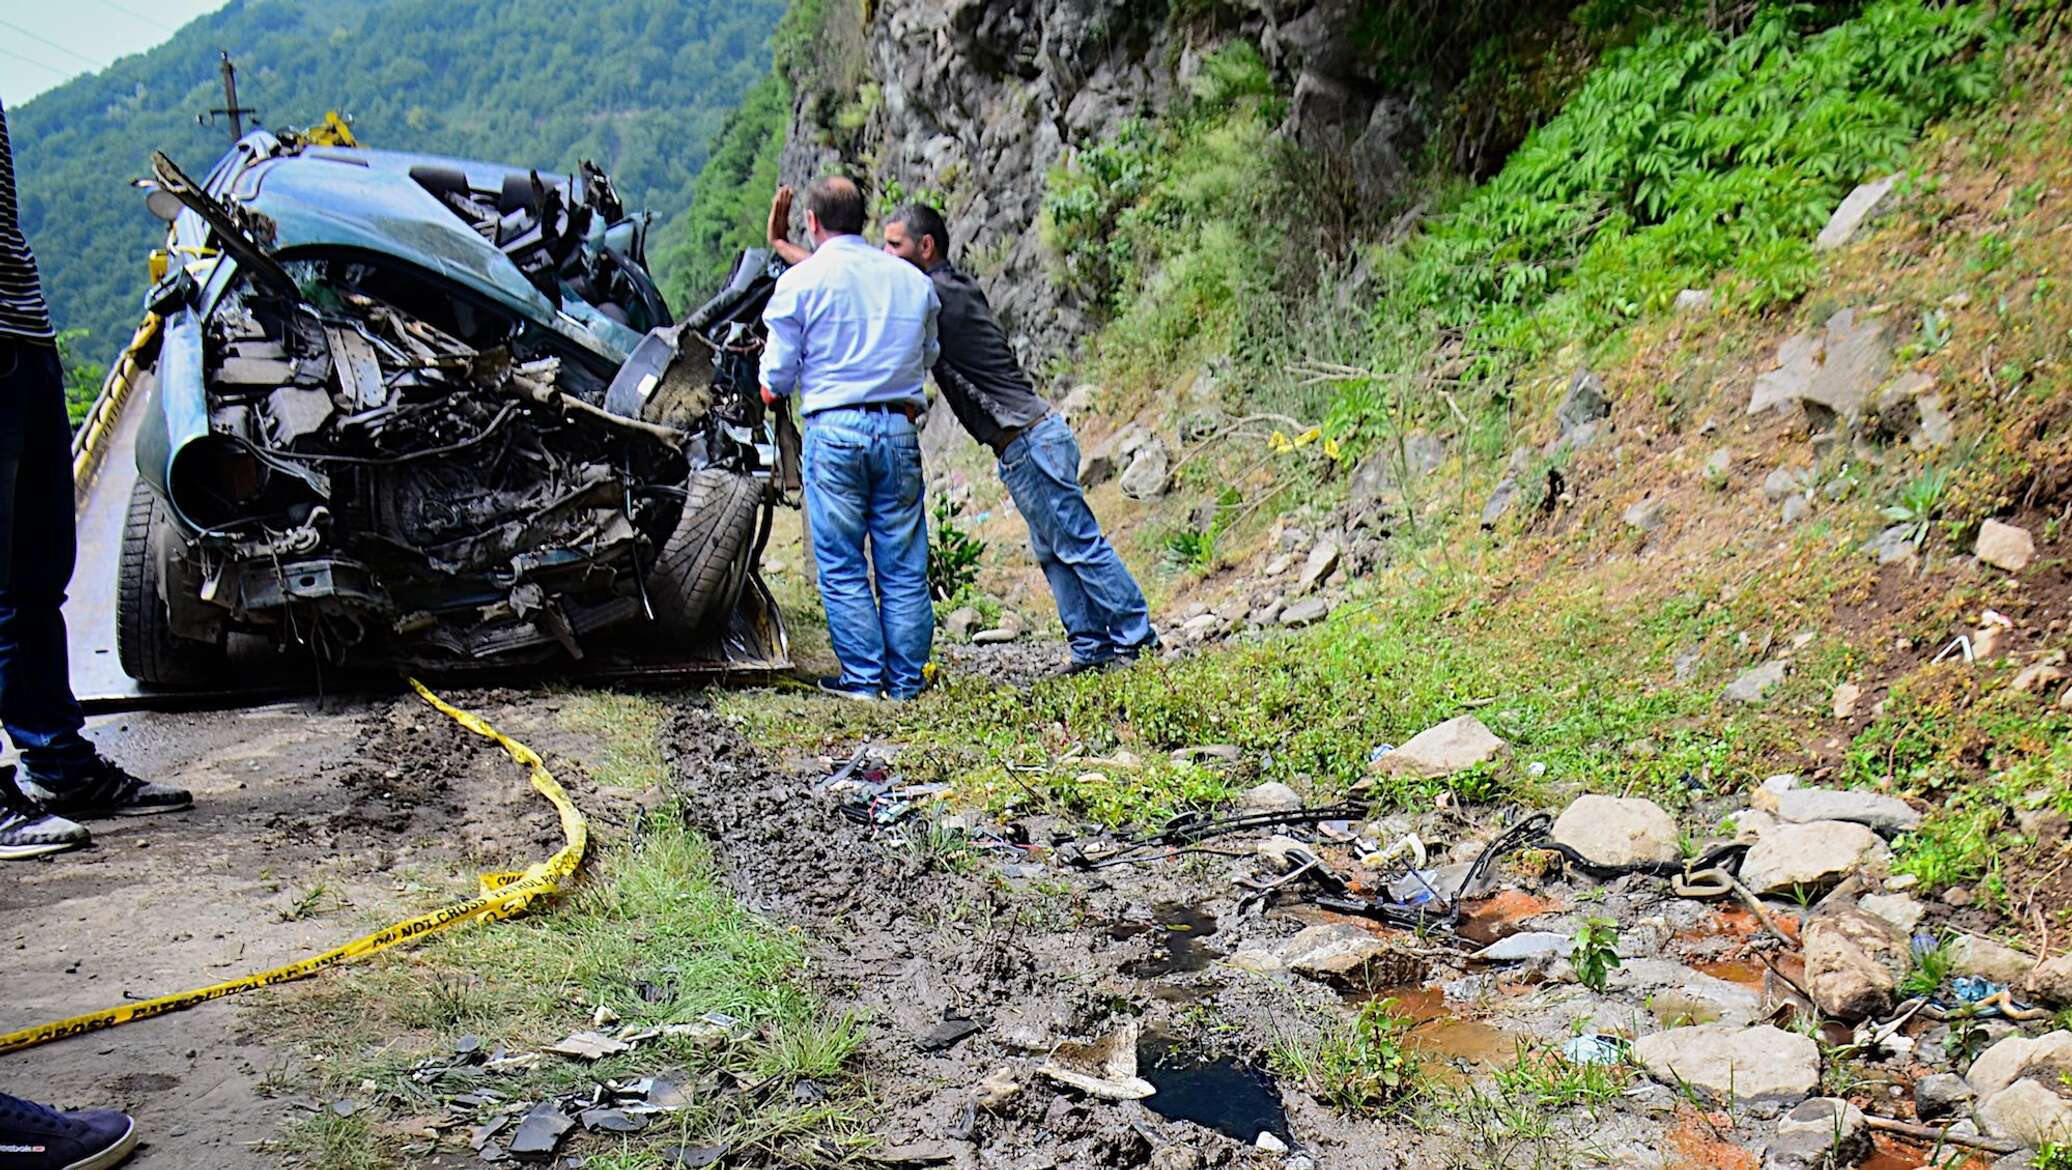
[1270,999,1425,1119]
[259,694,866,1168]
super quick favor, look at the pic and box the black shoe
[816,677,882,702]
[0,767,90,861]
[0,1092,139,1169]
[1113,637,1161,663]
[1056,657,1116,677]
[22,756,192,819]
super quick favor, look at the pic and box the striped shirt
[0,100,56,341]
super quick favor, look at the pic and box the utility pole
[205,50,258,143]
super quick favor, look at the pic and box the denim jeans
[802,407,933,699]
[0,337,95,785]
[997,413,1155,665]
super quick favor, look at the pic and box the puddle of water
[1406,1018,1519,1067]
[1691,959,1768,989]
[1110,902,1221,978]
[1649,990,1723,1028]
[1862,1133,1980,1170]
[1359,984,1449,1022]
[1137,1028,1291,1146]
[1455,890,1565,946]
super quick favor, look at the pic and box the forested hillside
[11,0,784,369]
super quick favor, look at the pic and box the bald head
[804,176,866,243]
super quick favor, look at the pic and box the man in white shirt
[760,177,941,701]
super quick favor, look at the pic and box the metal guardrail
[70,312,161,513]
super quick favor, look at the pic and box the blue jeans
[802,407,933,699]
[997,414,1155,665]
[0,338,95,785]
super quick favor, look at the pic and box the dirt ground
[0,688,652,1168]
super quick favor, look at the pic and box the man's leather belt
[990,410,1054,457]
[808,401,920,423]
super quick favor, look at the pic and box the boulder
[1739,821,1890,896]
[1549,795,1680,868]
[1976,520,2035,573]
[1119,438,1171,501]
[1814,175,1899,252]
[1748,309,1890,421]
[1614,959,1765,1027]
[1675,289,1714,315]
[1766,1097,1867,1170]
[1632,1024,1820,1111]
[1979,1078,2072,1147]
[1295,540,1340,595]
[1857,893,1925,935]
[1556,369,1611,439]
[1058,385,1099,422]
[1968,1031,2072,1099]
[1623,497,1668,534]
[1752,782,1921,834]
[2013,663,2068,694]
[1471,931,1570,963]
[1724,660,1789,705]
[2025,953,2072,1007]
[1831,682,1863,720]
[1279,923,1422,989]
[1949,934,2040,987]
[1763,466,1808,503]
[1801,908,1908,1020]
[944,606,984,641]
[1370,715,1506,780]
[1913,1072,1975,1122]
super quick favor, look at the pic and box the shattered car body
[118,129,794,685]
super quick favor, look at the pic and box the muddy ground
[0,689,658,1168]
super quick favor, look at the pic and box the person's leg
[803,417,889,695]
[0,339,93,781]
[864,412,933,700]
[1014,416,1156,656]
[0,1089,140,1169]
[998,434,1111,666]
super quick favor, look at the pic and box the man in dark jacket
[877,202,1156,673]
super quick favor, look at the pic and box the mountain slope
[11,0,784,365]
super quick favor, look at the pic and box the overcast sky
[2,0,231,107]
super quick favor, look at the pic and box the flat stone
[1724,660,1788,705]
[1914,1072,1976,1122]
[1550,795,1681,868]
[1279,597,1330,627]
[1623,497,1667,533]
[1279,923,1420,988]
[1968,1031,2072,1099]
[1755,786,1920,833]
[1976,520,2035,572]
[1979,1078,2072,1147]
[1632,1024,1820,1111]
[1763,466,1807,503]
[1614,959,1765,1027]
[2013,663,2068,694]
[544,1031,629,1061]
[1949,934,2039,986]
[1831,682,1862,719]
[2026,954,2072,1007]
[1739,821,1890,896]
[1370,715,1506,780]
[1767,1097,1867,1169]
[1857,893,1925,935]
[1802,908,1908,1020]
[1472,931,1570,962]
[1240,782,1303,814]
[1814,175,1899,251]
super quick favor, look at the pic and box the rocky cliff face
[777,0,1424,382]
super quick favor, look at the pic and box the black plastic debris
[508,1103,575,1161]
[661,1145,728,1168]
[915,1017,982,1053]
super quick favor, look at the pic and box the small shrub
[1572,918,1621,993]
[1278,1000,1426,1118]
[927,496,986,602]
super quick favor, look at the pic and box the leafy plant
[927,496,987,602]
[1572,918,1621,993]
[1899,933,1953,999]
[1881,466,1952,546]
[2036,1142,2072,1170]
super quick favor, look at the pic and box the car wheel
[648,468,761,635]
[117,479,227,687]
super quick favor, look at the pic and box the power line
[0,44,74,79]
[0,18,107,71]
[86,0,179,35]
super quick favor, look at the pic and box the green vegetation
[653,73,792,309]
[264,693,865,1169]
[927,496,989,602]
[12,0,785,363]
[1570,918,1621,993]
[1272,999,1425,1118]
[53,327,107,426]
[1899,933,1953,999]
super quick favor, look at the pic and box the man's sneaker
[21,756,191,819]
[1056,657,1116,677]
[0,1092,139,1169]
[0,768,89,861]
[816,677,882,702]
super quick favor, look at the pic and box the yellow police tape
[0,679,589,1057]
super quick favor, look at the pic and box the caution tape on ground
[0,679,589,1057]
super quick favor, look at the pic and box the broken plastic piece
[1038,1023,1157,1101]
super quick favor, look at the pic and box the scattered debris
[1038,1023,1156,1101]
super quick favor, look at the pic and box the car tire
[117,479,227,687]
[648,468,761,635]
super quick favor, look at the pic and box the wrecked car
[117,128,793,685]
